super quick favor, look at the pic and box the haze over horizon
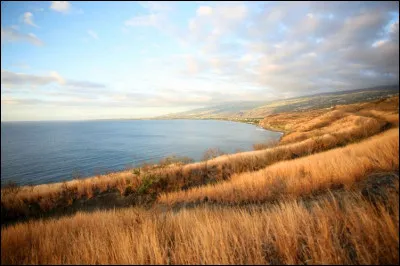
[1,1,399,121]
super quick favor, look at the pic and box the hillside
[1,96,399,264]
[157,85,399,120]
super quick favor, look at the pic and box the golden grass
[261,96,399,144]
[252,139,279,150]
[158,128,399,205]
[1,97,398,221]
[1,96,399,265]
[280,113,387,144]
[2,186,398,265]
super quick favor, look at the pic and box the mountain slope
[157,85,399,119]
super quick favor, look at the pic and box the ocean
[1,119,282,186]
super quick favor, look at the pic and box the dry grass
[1,97,398,222]
[2,185,398,265]
[261,96,399,144]
[1,96,399,265]
[158,128,399,205]
[252,139,279,150]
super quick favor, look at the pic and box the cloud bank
[1,27,43,46]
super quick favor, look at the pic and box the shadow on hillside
[1,189,155,228]
[2,171,398,228]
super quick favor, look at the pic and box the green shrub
[133,168,141,176]
[159,155,194,167]
[137,175,155,194]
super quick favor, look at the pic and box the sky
[1,1,399,121]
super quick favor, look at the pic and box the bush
[124,186,135,196]
[137,175,156,194]
[133,168,141,176]
[202,148,225,161]
[159,155,194,167]
[72,170,82,180]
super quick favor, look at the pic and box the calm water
[1,120,282,186]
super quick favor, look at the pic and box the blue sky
[1,1,399,121]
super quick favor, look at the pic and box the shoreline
[147,117,288,134]
[1,118,286,188]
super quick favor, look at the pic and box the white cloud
[1,97,21,105]
[23,12,39,27]
[390,20,399,33]
[389,20,399,42]
[50,1,71,13]
[50,71,66,85]
[217,4,247,20]
[176,1,399,97]
[1,69,105,89]
[1,27,44,46]
[188,19,197,31]
[125,14,158,27]
[240,54,254,62]
[138,1,172,12]
[185,56,200,75]
[1,69,62,88]
[372,39,388,47]
[125,1,174,30]
[186,2,249,48]
[87,29,99,40]
[196,6,213,16]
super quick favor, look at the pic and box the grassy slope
[2,97,397,224]
[2,183,398,264]
[1,95,399,264]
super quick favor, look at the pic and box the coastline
[147,116,288,135]
[1,118,285,188]
[2,96,398,230]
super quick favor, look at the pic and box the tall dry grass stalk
[2,186,398,265]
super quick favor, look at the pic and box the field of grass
[1,96,399,264]
[2,183,398,265]
[158,127,399,205]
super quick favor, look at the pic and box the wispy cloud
[1,69,106,89]
[87,29,99,40]
[23,12,39,27]
[125,1,173,28]
[10,62,30,69]
[125,14,158,27]
[1,27,44,46]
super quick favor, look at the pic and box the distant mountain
[156,85,399,119]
